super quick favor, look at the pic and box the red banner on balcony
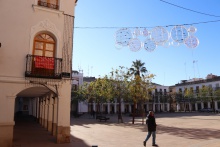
[35,56,54,69]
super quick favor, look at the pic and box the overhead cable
[159,0,220,18]
[74,19,220,29]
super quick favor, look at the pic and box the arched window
[32,33,56,77]
[33,33,55,57]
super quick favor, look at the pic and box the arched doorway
[13,86,58,146]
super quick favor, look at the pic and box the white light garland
[115,25,199,52]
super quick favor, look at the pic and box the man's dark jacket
[146,114,156,132]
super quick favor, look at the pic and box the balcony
[25,54,62,79]
[38,0,59,10]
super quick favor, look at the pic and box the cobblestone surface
[13,112,220,147]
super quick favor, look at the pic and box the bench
[96,115,110,122]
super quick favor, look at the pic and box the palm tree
[129,59,147,77]
[129,60,148,124]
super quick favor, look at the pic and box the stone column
[215,101,218,110]
[121,102,125,113]
[36,98,39,122]
[100,103,103,113]
[47,95,53,133]
[93,102,96,111]
[167,103,170,112]
[114,102,117,113]
[56,83,71,144]
[41,98,45,126]
[129,104,132,113]
[0,96,16,147]
[32,98,35,117]
[43,97,48,129]
[208,102,211,108]
[0,122,14,147]
[52,97,58,137]
[28,98,33,116]
[176,103,179,112]
[40,99,43,125]
[39,99,41,124]
[153,103,155,112]
[195,103,198,111]
[44,96,50,129]
[107,103,110,114]
[201,102,204,108]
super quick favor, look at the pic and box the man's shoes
[143,141,146,146]
[152,144,158,146]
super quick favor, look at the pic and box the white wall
[78,101,88,113]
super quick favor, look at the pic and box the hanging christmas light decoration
[133,28,141,37]
[129,38,142,52]
[115,28,132,47]
[184,35,199,48]
[171,25,188,43]
[115,42,123,50]
[151,26,169,45]
[142,28,150,37]
[162,41,171,48]
[187,26,197,34]
[143,39,157,52]
[114,25,199,52]
[170,41,180,47]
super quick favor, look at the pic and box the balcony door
[32,33,56,77]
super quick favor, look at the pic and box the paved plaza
[13,112,220,147]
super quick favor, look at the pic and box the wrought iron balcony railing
[25,54,62,79]
[38,0,59,10]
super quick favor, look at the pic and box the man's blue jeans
[144,131,156,145]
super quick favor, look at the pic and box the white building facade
[0,1,77,146]
[174,75,220,112]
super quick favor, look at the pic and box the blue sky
[72,0,220,86]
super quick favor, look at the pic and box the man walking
[143,111,158,146]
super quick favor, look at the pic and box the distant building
[72,71,220,114]
[0,1,77,146]
[83,77,96,83]
[71,70,97,114]
[175,74,220,111]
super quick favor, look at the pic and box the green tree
[168,91,177,112]
[127,73,155,124]
[88,76,112,114]
[198,86,210,109]
[198,86,218,111]
[184,88,194,112]
[108,66,130,123]
[214,88,220,112]
[175,90,183,111]
[214,88,220,100]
